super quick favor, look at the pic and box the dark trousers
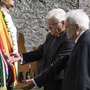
[44,79,63,90]
[7,87,13,90]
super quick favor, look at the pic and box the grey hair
[46,8,66,23]
[66,9,89,31]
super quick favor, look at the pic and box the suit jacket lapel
[44,36,54,59]
[44,31,66,65]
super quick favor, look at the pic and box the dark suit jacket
[63,30,90,90]
[22,31,74,90]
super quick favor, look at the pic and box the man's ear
[75,24,81,35]
[75,24,80,30]
[62,20,66,26]
[61,20,66,30]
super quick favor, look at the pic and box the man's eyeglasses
[48,22,60,28]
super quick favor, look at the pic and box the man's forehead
[66,18,70,22]
[66,18,70,24]
[47,17,59,24]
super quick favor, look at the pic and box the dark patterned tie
[44,37,56,59]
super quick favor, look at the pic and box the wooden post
[16,33,30,87]
[30,46,38,78]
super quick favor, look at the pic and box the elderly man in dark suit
[9,9,74,90]
[63,9,90,90]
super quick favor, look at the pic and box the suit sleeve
[21,33,51,64]
[76,40,90,90]
[34,40,75,88]
[22,44,44,64]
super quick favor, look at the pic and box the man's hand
[8,52,22,63]
[21,79,35,90]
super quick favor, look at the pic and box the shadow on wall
[17,33,30,87]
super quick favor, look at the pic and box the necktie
[44,37,56,59]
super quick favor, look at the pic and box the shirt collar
[75,30,85,43]
[57,31,65,37]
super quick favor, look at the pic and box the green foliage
[1,11,10,32]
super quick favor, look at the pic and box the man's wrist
[32,79,38,88]
[20,54,23,64]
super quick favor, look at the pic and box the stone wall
[10,0,89,51]
[79,0,90,17]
